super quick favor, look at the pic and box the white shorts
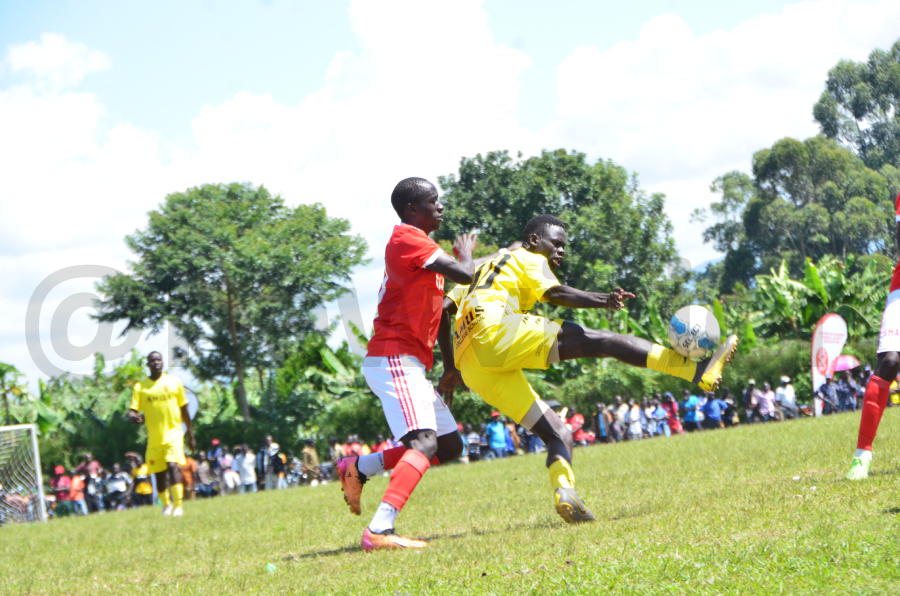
[363,355,458,440]
[878,290,900,354]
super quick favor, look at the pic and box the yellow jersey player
[127,351,196,517]
[438,215,738,523]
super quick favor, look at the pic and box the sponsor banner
[811,313,848,417]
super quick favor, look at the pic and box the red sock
[857,375,890,451]
[382,450,430,511]
[381,446,406,470]
[380,446,442,470]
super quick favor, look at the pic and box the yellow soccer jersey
[448,248,560,361]
[129,373,187,447]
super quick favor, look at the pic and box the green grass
[5,411,900,595]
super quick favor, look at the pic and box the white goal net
[0,424,46,524]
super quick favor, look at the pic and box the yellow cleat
[554,488,595,524]
[694,335,738,391]
[361,528,428,552]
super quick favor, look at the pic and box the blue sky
[1,0,898,385]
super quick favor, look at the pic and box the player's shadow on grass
[882,507,900,515]
[292,521,557,558]
[292,545,362,559]
[869,465,900,478]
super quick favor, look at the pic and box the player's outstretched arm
[437,297,466,405]
[426,233,478,285]
[543,285,635,310]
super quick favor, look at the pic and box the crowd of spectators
[42,433,380,519]
[458,366,881,457]
[31,365,883,521]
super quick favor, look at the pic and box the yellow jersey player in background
[438,214,738,523]
[127,351,196,517]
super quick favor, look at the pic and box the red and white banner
[811,313,848,417]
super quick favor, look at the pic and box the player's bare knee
[437,431,464,462]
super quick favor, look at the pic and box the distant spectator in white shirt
[775,376,797,419]
[758,382,777,421]
[233,446,257,494]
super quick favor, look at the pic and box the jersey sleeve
[129,384,142,412]
[392,226,444,270]
[895,190,900,222]
[445,284,467,309]
[517,250,560,301]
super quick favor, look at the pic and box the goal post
[0,424,47,524]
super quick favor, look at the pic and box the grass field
[4,411,900,595]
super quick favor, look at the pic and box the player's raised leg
[554,321,738,392]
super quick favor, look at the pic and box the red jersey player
[847,190,900,480]
[338,177,477,551]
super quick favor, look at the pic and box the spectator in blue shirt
[486,412,507,459]
[651,397,670,437]
[701,392,728,429]
[682,389,701,433]
[817,377,839,416]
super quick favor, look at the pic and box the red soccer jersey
[367,224,445,369]
[891,191,900,292]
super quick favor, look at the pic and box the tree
[814,38,900,170]
[749,137,891,274]
[691,172,758,292]
[0,362,25,426]
[436,149,682,317]
[95,183,368,421]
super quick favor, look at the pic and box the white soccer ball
[667,305,720,360]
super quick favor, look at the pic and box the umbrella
[834,355,861,372]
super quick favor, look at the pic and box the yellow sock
[171,484,184,508]
[646,344,697,382]
[159,490,171,507]
[549,459,575,490]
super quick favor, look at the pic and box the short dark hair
[391,177,436,218]
[523,214,566,243]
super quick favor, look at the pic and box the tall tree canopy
[95,183,368,421]
[697,137,892,292]
[435,149,681,315]
[749,136,891,269]
[814,38,900,170]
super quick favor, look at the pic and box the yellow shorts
[146,442,186,474]
[459,313,561,424]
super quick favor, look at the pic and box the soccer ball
[667,305,720,360]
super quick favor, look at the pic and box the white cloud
[0,2,533,384]
[549,0,900,268]
[6,32,111,89]
[2,0,900,386]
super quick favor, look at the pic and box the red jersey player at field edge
[338,177,477,552]
[846,190,900,480]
